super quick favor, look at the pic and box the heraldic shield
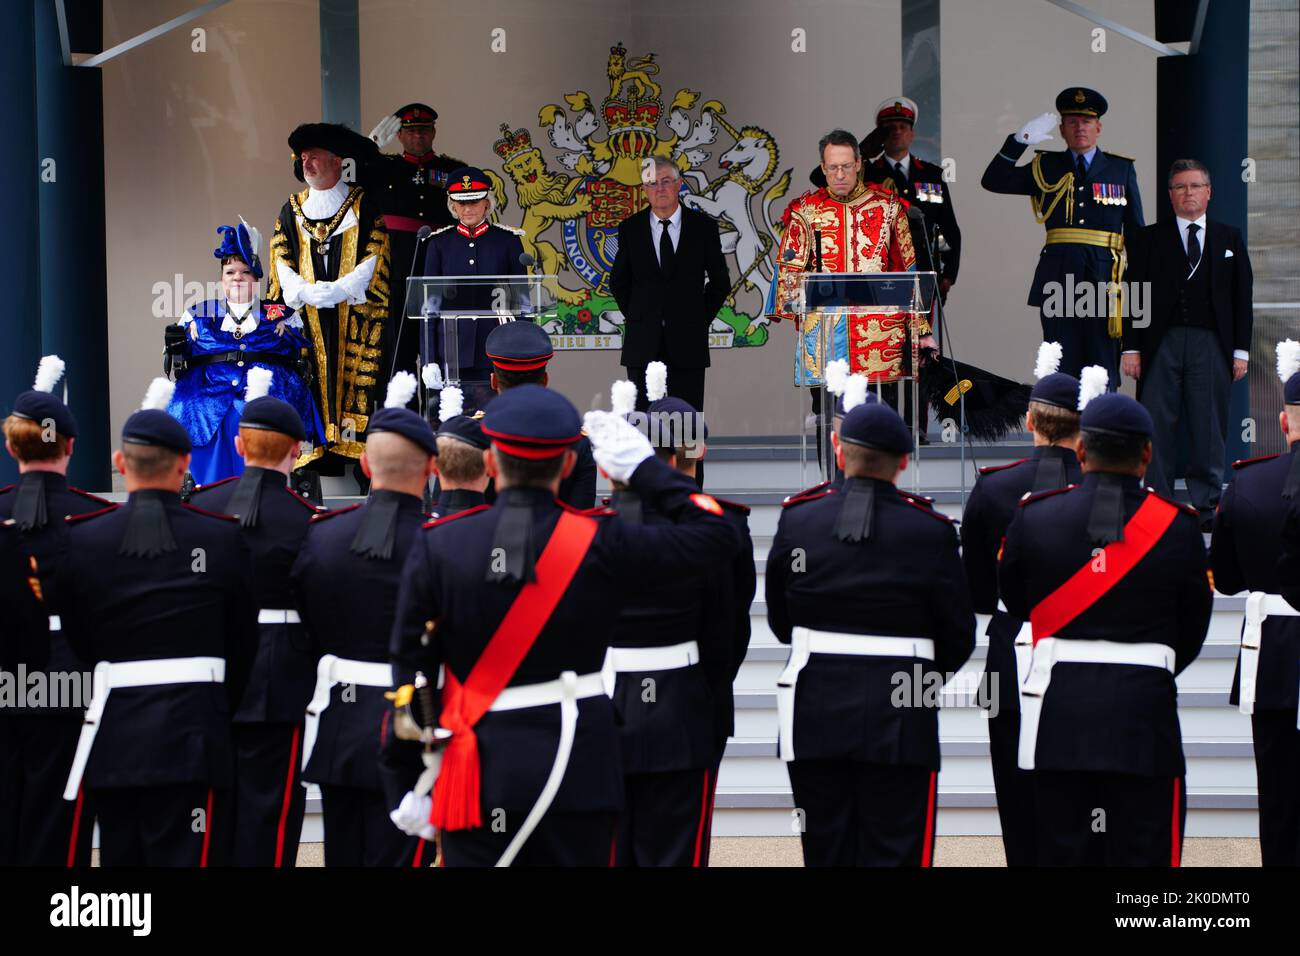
[789,271,939,387]
[787,271,939,484]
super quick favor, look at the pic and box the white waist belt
[258,608,301,625]
[1238,592,1300,718]
[301,654,394,772]
[1018,637,1175,770]
[470,671,603,867]
[777,627,936,762]
[48,615,61,631]
[599,640,700,697]
[63,656,226,800]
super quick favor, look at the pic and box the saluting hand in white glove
[1016,112,1058,146]
[583,410,654,484]
[369,114,401,149]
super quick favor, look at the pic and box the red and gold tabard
[768,183,926,385]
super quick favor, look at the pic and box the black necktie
[658,219,674,275]
[1186,222,1202,274]
[894,161,906,183]
[1075,153,1087,183]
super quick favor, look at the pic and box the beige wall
[102,0,1157,440]
[103,0,320,442]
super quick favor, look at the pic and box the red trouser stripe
[1170,778,1182,868]
[200,788,215,867]
[412,838,426,867]
[691,768,712,867]
[274,725,302,867]
[920,771,938,867]
[65,786,85,868]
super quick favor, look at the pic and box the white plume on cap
[1077,365,1108,411]
[33,355,66,393]
[842,374,870,414]
[244,367,273,402]
[1033,341,1063,380]
[611,379,637,417]
[1276,340,1300,384]
[384,371,418,409]
[141,377,175,411]
[439,384,464,421]
[645,361,668,402]
[421,363,444,391]
[824,359,850,397]
[238,215,262,259]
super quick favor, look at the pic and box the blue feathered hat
[214,218,263,279]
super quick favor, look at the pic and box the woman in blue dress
[169,220,326,485]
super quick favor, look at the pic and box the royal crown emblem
[493,123,534,162]
[1074,89,1087,103]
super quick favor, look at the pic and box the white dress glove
[299,280,341,308]
[583,410,654,484]
[369,114,401,148]
[390,790,437,842]
[1015,112,1058,146]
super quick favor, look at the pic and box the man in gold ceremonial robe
[267,123,391,487]
[768,129,932,388]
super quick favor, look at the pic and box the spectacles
[823,163,858,175]
[645,177,679,189]
[1169,183,1209,192]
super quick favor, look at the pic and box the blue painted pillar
[0,4,43,486]
[33,0,111,489]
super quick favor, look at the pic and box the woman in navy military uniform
[168,222,325,485]
[420,167,525,412]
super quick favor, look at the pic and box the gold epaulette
[1102,150,1135,162]
[493,223,526,236]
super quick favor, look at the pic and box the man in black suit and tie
[611,156,730,435]
[1122,158,1253,528]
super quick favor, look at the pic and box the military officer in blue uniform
[55,390,260,866]
[960,346,1082,866]
[999,392,1211,866]
[766,399,975,866]
[601,394,754,866]
[1210,355,1300,866]
[188,392,326,866]
[482,320,597,509]
[384,387,737,866]
[289,381,438,866]
[366,103,467,382]
[0,362,110,866]
[981,88,1144,382]
[421,167,526,413]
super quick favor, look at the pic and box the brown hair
[3,415,70,462]
[493,446,567,488]
[122,444,182,480]
[1027,401,1081,445]
[435,436,486,483]
[842,444,902,481]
